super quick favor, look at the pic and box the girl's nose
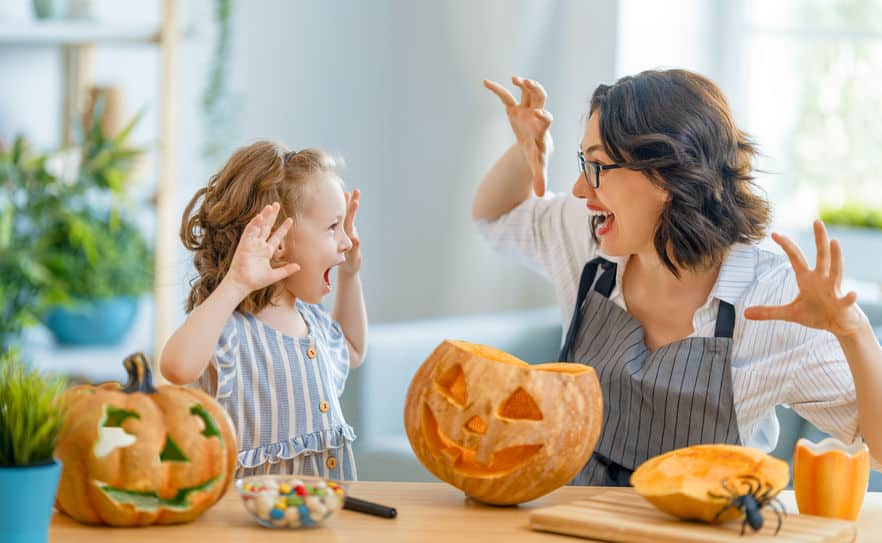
[340,232,353,252]
[572,171,595,199]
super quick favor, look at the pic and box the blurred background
[1,0,880,482]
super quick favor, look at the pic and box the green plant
[0,138,53,349]
[0,349,67,466]
[820,203,882,230]
[0,99,153,347]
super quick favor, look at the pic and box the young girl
[160,141,367,480]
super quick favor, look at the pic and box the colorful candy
[238,476,344,528]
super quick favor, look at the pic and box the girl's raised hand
[744,220,869,339]
[340,189,361,275]
[483,76,554,197]
[225,202,300,296]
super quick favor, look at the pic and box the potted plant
[0,137,54,350]
[0,348,68,543]
[34,101,154,345]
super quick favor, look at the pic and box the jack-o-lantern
[54,353,237,526]
[404,340,603,505]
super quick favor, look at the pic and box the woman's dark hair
[589,69,770,276]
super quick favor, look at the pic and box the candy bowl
[236,474,346,528]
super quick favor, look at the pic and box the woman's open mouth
[588,207,615,237]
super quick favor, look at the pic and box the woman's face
[572,111,669,258]
[282,172,352,304]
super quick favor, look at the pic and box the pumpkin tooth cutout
[405,339,603,505]
[54,352,238,526]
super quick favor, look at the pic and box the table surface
[49,482,882,542]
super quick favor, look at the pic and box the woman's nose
[572,171,595,199]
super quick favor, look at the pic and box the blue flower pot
[0,460,62,543]
[45,296,138,345]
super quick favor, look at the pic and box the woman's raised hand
[744,220,869,339]
[483,76,554,197]
[225,202,300,296]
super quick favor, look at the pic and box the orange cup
[793,437,870,521]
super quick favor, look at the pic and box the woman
[473,70,881,485]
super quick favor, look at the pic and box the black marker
[343,496,397,519]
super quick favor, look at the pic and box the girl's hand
[483,76,554,197]
[744,220,869,339]
[225,202,300,296]
[339,189,361,275]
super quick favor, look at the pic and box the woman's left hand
[744,220,869,338]
[340,189,362,275]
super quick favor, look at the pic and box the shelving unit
[4,0,180,381]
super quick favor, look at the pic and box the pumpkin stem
[122,352,157,394]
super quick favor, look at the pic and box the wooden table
[49,482,882,542]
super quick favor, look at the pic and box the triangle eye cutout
[435,364,468,407]
[498,387,543,420]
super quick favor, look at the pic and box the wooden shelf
[0,21,166,45]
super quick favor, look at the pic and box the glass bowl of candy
[236,474,346,528]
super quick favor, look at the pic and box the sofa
[342,306,881,490]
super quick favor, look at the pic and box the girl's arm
[159,278,247,384]
[334,190,367,368]
[745,220,882,464]
[472,77,553,221]
[160,202,299,384]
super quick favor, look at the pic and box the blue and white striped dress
[198,299,357,480]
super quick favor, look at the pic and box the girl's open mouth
[323,268,332,289]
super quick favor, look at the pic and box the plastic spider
[708,474,787,536]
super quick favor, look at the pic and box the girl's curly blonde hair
[181,141,339,313]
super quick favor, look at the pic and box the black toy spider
[708,474,787,536]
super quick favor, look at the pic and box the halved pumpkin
[630,444,790,523]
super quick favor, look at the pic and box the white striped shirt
[198,299,357,479]
[477,192,874,467]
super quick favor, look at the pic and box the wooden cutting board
[529,488,857,543]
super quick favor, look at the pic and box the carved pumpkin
[54,353,237,526]
[631,444,790,523]
[404,340,603,505]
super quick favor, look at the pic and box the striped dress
[198,299,357,479]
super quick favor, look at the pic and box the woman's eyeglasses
[577,150,625,189]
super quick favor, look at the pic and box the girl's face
[282,172,352,304]
[572,112,669,258]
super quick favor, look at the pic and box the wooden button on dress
[319,401,330,413]
[307,346,316,359]
[326,456,337,469]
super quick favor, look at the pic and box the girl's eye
[329,222,339,231]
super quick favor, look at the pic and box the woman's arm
[745,220,882,464]
[333,190,367,368]
[472,77,553,221]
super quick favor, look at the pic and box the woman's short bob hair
[589,69,771,276]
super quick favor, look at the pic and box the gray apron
[560,257,740,486]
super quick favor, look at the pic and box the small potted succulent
[0,348,67,543]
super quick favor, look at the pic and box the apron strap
[560,257,617,361]
[714,300,736,338]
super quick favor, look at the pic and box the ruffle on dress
[237,424,357,468]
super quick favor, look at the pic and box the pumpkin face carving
[54,353,237,525]
[405,340,603,505]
